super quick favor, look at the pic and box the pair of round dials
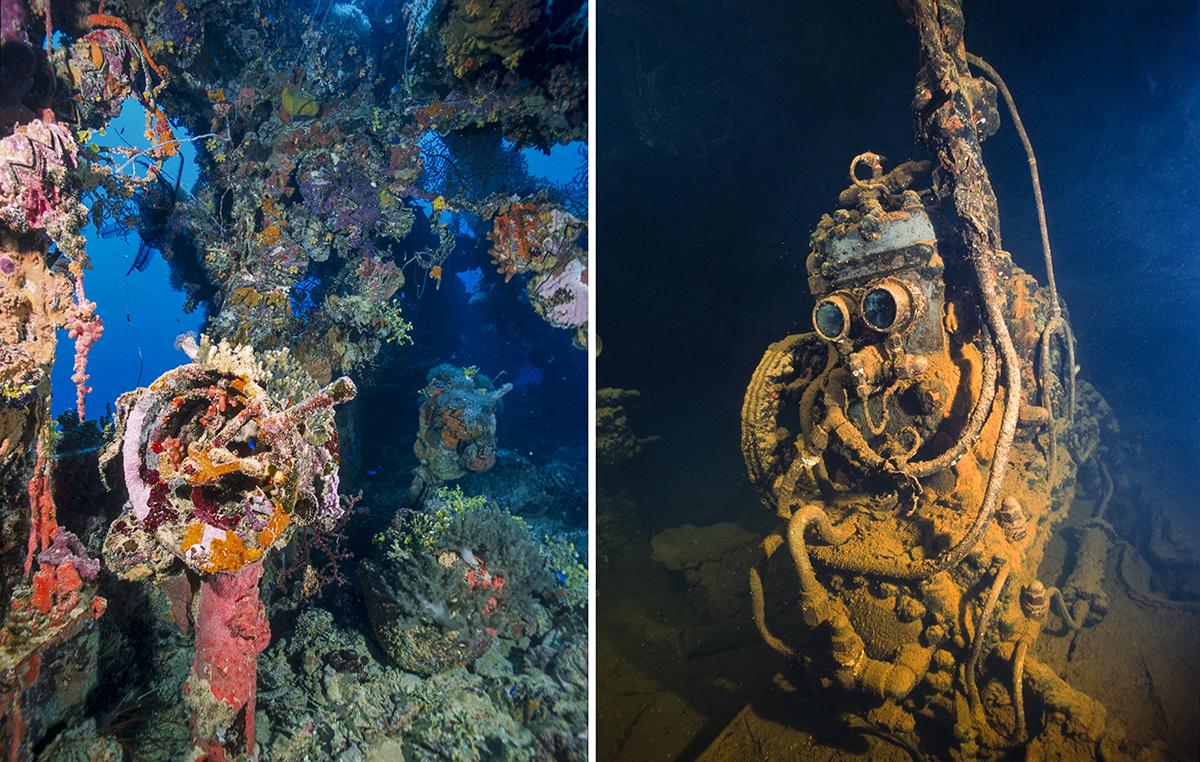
[813,279,914,341]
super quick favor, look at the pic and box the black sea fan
[109,157,187,276]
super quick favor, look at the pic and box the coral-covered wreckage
[99,334,356,758]
[0,0,587,759]
[725,1,1196,759]
[409,363,512,503]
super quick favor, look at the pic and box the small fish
[367,468,377,476]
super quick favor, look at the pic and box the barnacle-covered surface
[88,335,356,758]
[1,0,587,758]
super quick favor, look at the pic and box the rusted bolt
[997,496,1029,543]
[920,623,947,647]
[897,595,925,622]
[1021,580,1048,620]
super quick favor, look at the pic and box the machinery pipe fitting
[785,504,931,702]
[1021,580,1049,621]
[786,503,854,604]
[997,495,1029,543]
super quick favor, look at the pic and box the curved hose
[807,315,1015,581]
[967,563,1010,721]
[934,264,1024,577]
[964,54,1061,318]
[1048,586,1087,631]
[808,280,1017,581]
[820,369,889,473]
[1116,543,1200,612]
[798,346,839,449]
[1038,315,1077,478]
[786,503,855,597]
[898,5,1026,582]
[750,504,929,701]
[1013,635,1031,739]
[968,52,1077,462]
[899,325,998,477]
[788,505,930,700]
[861,382,897,437]
[748,533,794,657]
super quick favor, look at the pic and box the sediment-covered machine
[740,1,1160,757]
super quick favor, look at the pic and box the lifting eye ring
[813,292,854,341]
[861,278,915,333]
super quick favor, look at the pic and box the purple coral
[38,527,101,580]
[335,170,381,236]
[299,165,380,246]
[158,0,203,67]
[298,169,333,213]
[1,0,29,43]
[242,494,274,531]
[0,120,80,234]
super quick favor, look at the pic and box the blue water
[15,3,590,760]
[51,102,583,423]
[51,99,203,420]
[522,141,581,184]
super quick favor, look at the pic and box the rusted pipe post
[186,562,270,760]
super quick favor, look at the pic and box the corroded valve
[103,335,355,578]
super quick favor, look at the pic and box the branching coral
[64,12,176,161]
[266,492,361,601]
[63,277,103,422]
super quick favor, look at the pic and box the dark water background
[598,0,1200,525]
